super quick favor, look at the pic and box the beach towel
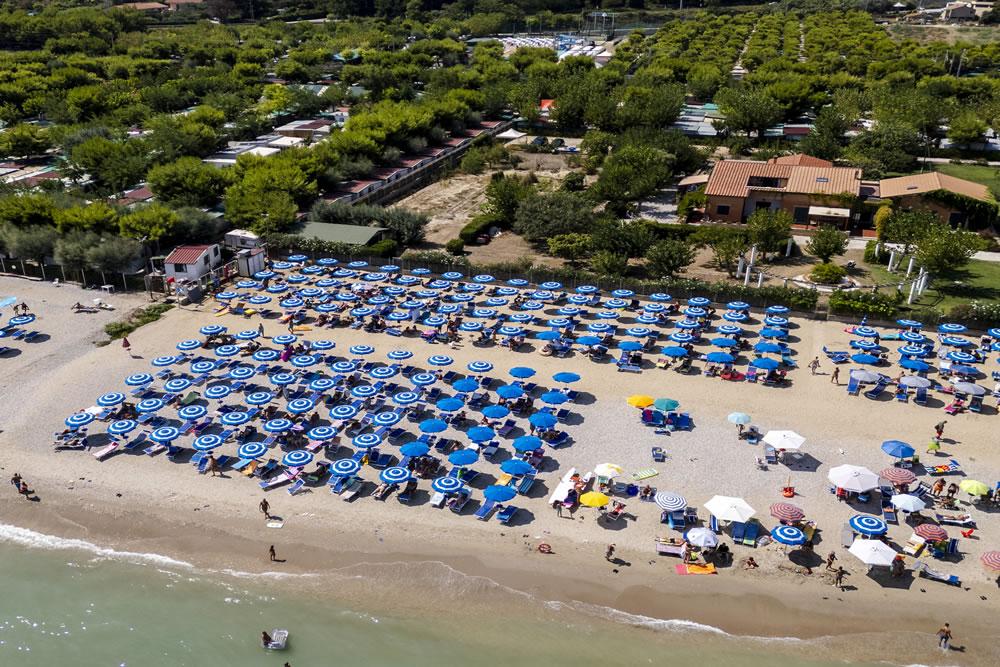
[631,468,659,481]
[674,563,717,575]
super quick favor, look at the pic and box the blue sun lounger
[742,521,760,547]
[730,521,746,543]
[475,499,497,520]
[497,505,518,524]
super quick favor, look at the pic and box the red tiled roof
[479,120,501,128]
[398,157,424,168]
[346,179,379,193]
[371,167,403,180]
[879,172,992,202]
[768,154,832,167]
[442,137,466,147]
[164,245,211,265]
[705,159,861,198]
[705,161,792,198]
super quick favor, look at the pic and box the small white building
[163,244,222,282]
[224,229,261,250]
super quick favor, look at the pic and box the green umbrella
[654,398,679,411]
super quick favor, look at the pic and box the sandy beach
[2,273,999,665]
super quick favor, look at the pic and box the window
[755,201,772,211]
[793,207,809,223]
[173,264,186,273]
[203,256,210,266]
[213,247,219,256]
[816,177,829,183]
[716,204,730,215]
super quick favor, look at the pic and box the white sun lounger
[259,467,301,490]
[92,442,120,461]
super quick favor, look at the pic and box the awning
[497,129,526,140]
[808,206,850,218]
[678,174,709,187]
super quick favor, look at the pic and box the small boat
[262,629,289,650]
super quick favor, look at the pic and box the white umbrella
[704,495,756,523]
[849,538,897,567]
[593,463,624,478]
[685,527,719,548]
[828,464,879,493]
[891,494,926,513]
[951,381,986,396]
[899,375,930,389]
[762,430,805,451]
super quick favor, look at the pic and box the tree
[589,251,628,277]
[0,123,52,157]
[119,204,179,242]
[687,64,724,101]
[67,136,147,194]
[799,105,850,161]
[691,226,747,276]
[86,236,142,274]
[645,238,694,278]
[746,209,792,260]
[546,233,593,266]
[172,207,227,245]
[225,186,297,236]
[843,121,921,177]
[913,222,985,275]
[55,231,100,274]
[716,87,781,139]
[948,112,987,147]
[0,194,57,228]
[2,225,57,264]
[483,173,534,225]
[561,171,585,192]
[148,157,228,207]
[881,209,937,254]
[513,192,595,242]
[54,202,118,234]
[806,225,849,263]
[592,145,671,209]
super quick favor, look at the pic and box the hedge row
[828,289,903,319]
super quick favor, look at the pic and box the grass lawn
[862,258,1000,313]
[933,163,1000,198]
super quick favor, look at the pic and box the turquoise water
[0,524,930,667]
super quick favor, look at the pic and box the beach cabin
[163,244,222,282]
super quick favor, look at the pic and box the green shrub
[445,239,465,255]
[104,303,174,340]
[809,262,847,284]
[828,289,903,319]
[863,240,891,266]
[459,213,500,244]
[366,238,399,257]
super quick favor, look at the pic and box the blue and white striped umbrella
[531,291,554,301]
[626,327,653,337]
[108,419,138,436]
[387,349,413,361]
[330,404,359,420]
[605,298,629,309]
[310,340,335,351]
[424,316,447,327]
[137,398,165,413]
[717,324,742,335]
[331,361,357,373]
[179,405,207,421]
[763,316,789,328]
[496,384,524,399]
[373,411,402,426]
[264,418,294,433]
[285,275,308,285]
[567,295,591,305]
[643,303,666,313]
[392,391,421,406]
[270,373,297,386]
[350,345,375,355]
[852,339,879,351]
[506,278,527,286]
[576,285,599,294]
[384,311,409,322]
[164,378,193,394]
[149,426,180,443]
[384,286,406,296]
[419,419,447,433]
[467,426,495,442]
[191,360,215,374]
[193,434,223,451]
[587,323,612,333]
[472,308,497,318]
[900,331,925,343]
[441,271,463,281]
[291,355,319,368]
[228,366,255,381]
[352,433,382,449]
[265,285,288,294]
[351,307,376,318]
[766,304,789,314]
[459,322,482,332]
[941,336,972,347]
[496,287,519,296]
[97,392,126,407]
[727,301,750,311]
[484,298,508,307]
[675,320,700,330]
[299,287,324,298]
[541,391,568,405]
[498,326,523,337]
[272,334,297,346]
[176,339,201,351]
[509,313,533,323]
[610,289,633,298]
[947,351,976,364]
[988,327,1000,339]
[287,398,315,414]
[288,254,308,262]
[428,280,450,290]
[397,276,420,285]
[273,261,294,270]
[898,344,928,357]
[363,272,388,282]
[449,448,480,466]
[204,384,232,400]
[548,318,571,328]
[234,330,260,341]
[329,458,360,476]
[368,294,392,304]
[849,514,887,536]
[684,307,707,318]
[596,311,620,320]
[317,258,338,267]
[540,281,562,290]
[432,476,465,494]
[411,373,437,386]
[400,300,424,310]
[254,270,277,279]
[436,398,464,412]
[280,298,305,309]
[939,322,967,334]
[237,442,268,460]
[380,467,411,484]
[253,349,280,362]
[221,411,251,426]
[771,525,807,546]
[452,292,476,301]
[723,311,748,322]
[65,412,94,428]
[472,274,494,283]
[635,315,659,325]
[369,366,399,380]
[336,292,357,301]
[303,426,336,442]
[853,326,878,338]
[654,491,687,511]
[481,405,510,419]
[438,304,461,314]
[351,384,378,398]
[669,332,694,343]
[151,355,178,367]
[688,297,710,307]
[345,260,367,269]
[309,377,336,392]
[200,325,226,336]
[125,373,153,386]
[282,450,313,467]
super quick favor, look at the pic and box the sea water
[0,524,932,667]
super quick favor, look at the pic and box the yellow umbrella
[959,480,990,496]
[627,395,654,408]
[579,491,610,508]
[594,463,624,478]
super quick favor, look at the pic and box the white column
[907,279,917,304]
[785,238,793,257]
[906,256,915,277]
[744,267,752,287]
[757,272,764,287]
[736,257,745,278]
[748,245,758,266]
[888,250,897,272]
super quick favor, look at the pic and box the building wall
[705,195,745,223]
[891,195,963,224]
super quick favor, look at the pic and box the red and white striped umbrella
[769,502,805,523]
[981,551,1000,571]
[879,467,917,485]
[914,524,948,542]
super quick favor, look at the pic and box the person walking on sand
[11,472,21,492]
[834,566,846,590]
[825,552,837,571]
[932,479,945,497]
[808,357,820,375]
[269,545,277,562]
[605,544,616,561]
[830,367,840,385]
[122,336,132,355]
[257,322,264,336]
[207,454,219,477]
[934,421,947,439]
[937,623,951,650]
[259,498,271,519]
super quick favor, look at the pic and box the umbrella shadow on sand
[788,549,823,572]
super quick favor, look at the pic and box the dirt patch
[465,231,565,268]
[395,173,491,249]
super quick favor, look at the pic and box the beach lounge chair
[341,477,365,501]
[481,441,500,460]
[969,395,983,413]
[92,443,120,461]
[397,486,414,504]
[475,500,498,520]
[666,509,686,531]
[943,399,965,415]
[449,489,471,513]
[882,503,898,524]
[928,459,961,476]
[497,505,518,524]
[709,515,719,533]
[863,380,889,400]
[517,473,536,495]
[845,376,860,395]
[935,513,975,527]
[915,561,961,586]
[651,447,666,463]
[674,413,692,430]
[823,346,849,363]
[903,536,926,556]
[914,387,928,405]
[430,491,447,508]
[841,524,854,548]
[287,479,305,495]
[655,538,686,557]
[742,521,759,547]
[259,467,301,490]
[371,483,396,501]
[745,367,758,383]
[685,507,698,524]
[606,503,626,521]
[730,521,746,543]
[764,445,778,464]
